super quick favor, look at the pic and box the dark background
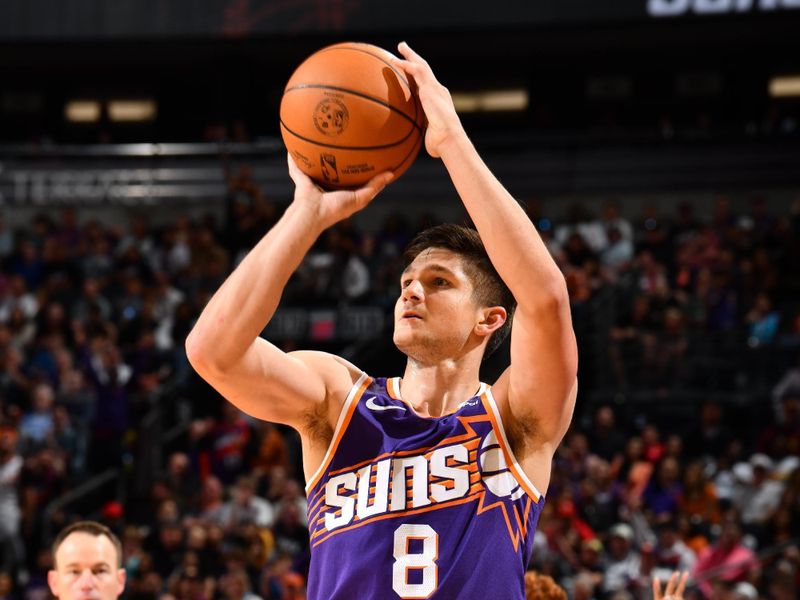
[2,1,799,147]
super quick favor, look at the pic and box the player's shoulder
[287,350,365,388]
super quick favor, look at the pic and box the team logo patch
[313,97,349,137]
[478,431,525,501]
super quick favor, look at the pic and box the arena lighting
[108,99,157,122]
[451,89,529,113]
[769,76,800,98]
[64,100,101,122]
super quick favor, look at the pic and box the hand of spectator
[287,153,392,231]
[392,41,465,158]
[653,571,688,600]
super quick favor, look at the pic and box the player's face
[48,533,125,600]
[393,248,483,363]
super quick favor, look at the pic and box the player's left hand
[392,41,466,159]
[653,571,689,600]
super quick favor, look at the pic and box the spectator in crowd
[652,520,697,580]
[691,519,756,598]
[758,388,800,458]
[642,457,683,517]
[214,476,274,530]
[0,427,23,580]
[585,406,626,464]
[678,461,719,526]
[736,454,785,535]
[603,523,641,595]
[19,384,56,452]
[0,187,798,599]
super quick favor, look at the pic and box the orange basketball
[280,42,424,190]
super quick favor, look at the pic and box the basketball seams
[283,84,423,133]
[322,45,420,125]
[280,43,425,188]
[280,118,419,151]
[389,127,424,174]
[315,44,413,96]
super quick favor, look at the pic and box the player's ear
[475,306,506,337]
[47,570,59,598]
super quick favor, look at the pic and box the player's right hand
[287,153,393,230]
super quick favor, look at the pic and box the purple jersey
[305,374,546,599]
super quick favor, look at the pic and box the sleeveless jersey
[305,374,546,600]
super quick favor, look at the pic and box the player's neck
[399,356,482,418]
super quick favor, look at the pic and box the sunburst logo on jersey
[478,430,526,501]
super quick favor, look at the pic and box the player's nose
[401,279,424,302]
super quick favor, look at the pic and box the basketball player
[187,41,578,598]
[48,521,126,600]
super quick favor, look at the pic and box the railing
[40,379,192,545]
[41,468,120,545]
[2,138,800,213]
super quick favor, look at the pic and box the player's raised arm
[393,42,577,451]
[185,156,392,430]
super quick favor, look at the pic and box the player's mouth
[402,311,423,320]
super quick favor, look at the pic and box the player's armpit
[488,369,577,496]
[504,292,578,447]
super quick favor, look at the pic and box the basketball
[280,42,425,190]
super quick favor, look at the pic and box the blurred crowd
[0,168,799,599]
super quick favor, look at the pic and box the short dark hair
[52,521,123,568]
[403,224,515,358]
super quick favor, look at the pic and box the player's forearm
[186,202,321,372]
[439,134,567,306]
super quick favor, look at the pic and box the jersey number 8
[392,524,439,598]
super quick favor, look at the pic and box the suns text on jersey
[323,441,479,531]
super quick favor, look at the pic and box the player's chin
[392,329,419,354]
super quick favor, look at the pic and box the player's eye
[434,278,449,286]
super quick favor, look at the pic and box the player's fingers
[676,571,689,597]
[324,171,392,213]
[286,153,315,190]
[391,55,422,79]
[397,41,428,67]
[352,171,394,206]
[286,153,303,182]
[395,42,434,82]
[652,576,663,600]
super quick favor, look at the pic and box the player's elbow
[544,273,571,308]
[185,328,227,378]
[519,277,570,320]
[185,330,209,374]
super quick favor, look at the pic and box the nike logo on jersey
[366,397,406,412]
[458,399,479,408]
